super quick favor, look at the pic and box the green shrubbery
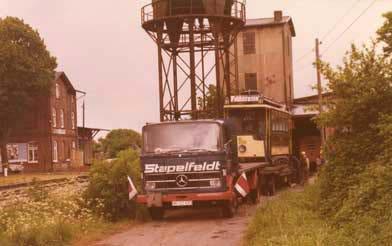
[94,129,142,158]
[0,179,101,246]
[246,183,392,246]
[313,12,392,244]
[0,149,148,245]
[315,36,392,244]
[246,185,336,246]
[247,12,392,246]
[84,148,149,221]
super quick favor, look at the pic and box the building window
[53,141,58,162]
[65,141,71,160]
[71,141,76,159]
[28,143,38,163]
[71,112,75,129]
[59,141,63,161]
[245,73,257,90]
[60,109,65,128]
[52,108,57,127]
[243,32,256,54]
[56,83,60,99]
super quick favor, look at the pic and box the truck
[136,91,303,219]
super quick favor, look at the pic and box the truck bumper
[136,190,233,207]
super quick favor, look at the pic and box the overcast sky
[1,0,391,135]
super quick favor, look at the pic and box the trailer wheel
[222,196,238,218]
[249,186,261,204]
[249,189,260,204]
[149,207,164,220]
[267,176,276,196]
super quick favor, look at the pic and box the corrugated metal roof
[292,105,319,116]
[244,16,296,36]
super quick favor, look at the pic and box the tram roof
[224,103,291,114]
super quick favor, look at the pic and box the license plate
[172,200,193,207]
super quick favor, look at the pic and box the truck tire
[267,176,276,196]
[149,207,164,220]
[249,186,261,204]
[222,197,238,218]
[249,189,260,204]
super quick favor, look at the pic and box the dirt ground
[96,206,255,246]
[95,196,274,246]
[94,179,311,246]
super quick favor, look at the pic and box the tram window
[227,109,265,137]
[271,111,290,133]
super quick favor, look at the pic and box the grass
[0,179,97,246]
[245,184,336,246]
[0,172,87,186]
[0,169,146,246]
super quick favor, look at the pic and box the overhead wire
[294,0,377,73]
[321,0,378,55]
[320,0,362,42]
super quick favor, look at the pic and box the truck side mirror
[224,139,232,151]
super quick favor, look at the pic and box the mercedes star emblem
[176,174,189,187]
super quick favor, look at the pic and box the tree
[197,84,217,119]
[318,42,392,214]
[316,37,392,242]
[377,11,392,56]
[99,129,142,158]
[0,17,57,167]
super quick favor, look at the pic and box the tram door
[225,108,266,161]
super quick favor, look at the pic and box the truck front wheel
[149,207,165,220]
[222,197,238,218]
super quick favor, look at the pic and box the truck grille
[144,171,222,191]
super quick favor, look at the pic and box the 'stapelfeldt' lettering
[144,161,221,174]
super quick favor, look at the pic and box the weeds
[0,180,103,246]
[245,185,335,246]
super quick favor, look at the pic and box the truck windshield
[143,122,222,153]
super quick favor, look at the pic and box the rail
[141,0,246,25]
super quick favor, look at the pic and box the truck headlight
[239,145,247,153]
[210,179,221,188]
[145,182,156,190]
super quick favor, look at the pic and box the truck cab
[137,120,238,219]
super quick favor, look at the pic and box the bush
[321,115,392,245]
[316,26,392,243]
[0,181,100,246]
[84,148,148,221]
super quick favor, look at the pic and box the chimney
[274,10,283,22]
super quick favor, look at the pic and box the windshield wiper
[187,148,217,152]
[154,148,181,153]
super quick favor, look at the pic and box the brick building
[228,11,296,108]
[0,72,80,171]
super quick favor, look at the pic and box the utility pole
[315,38,325,146]
[82,100,86,165]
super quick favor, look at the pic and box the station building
[0,72,101,172]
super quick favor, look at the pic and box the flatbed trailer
[137,92,303,219]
